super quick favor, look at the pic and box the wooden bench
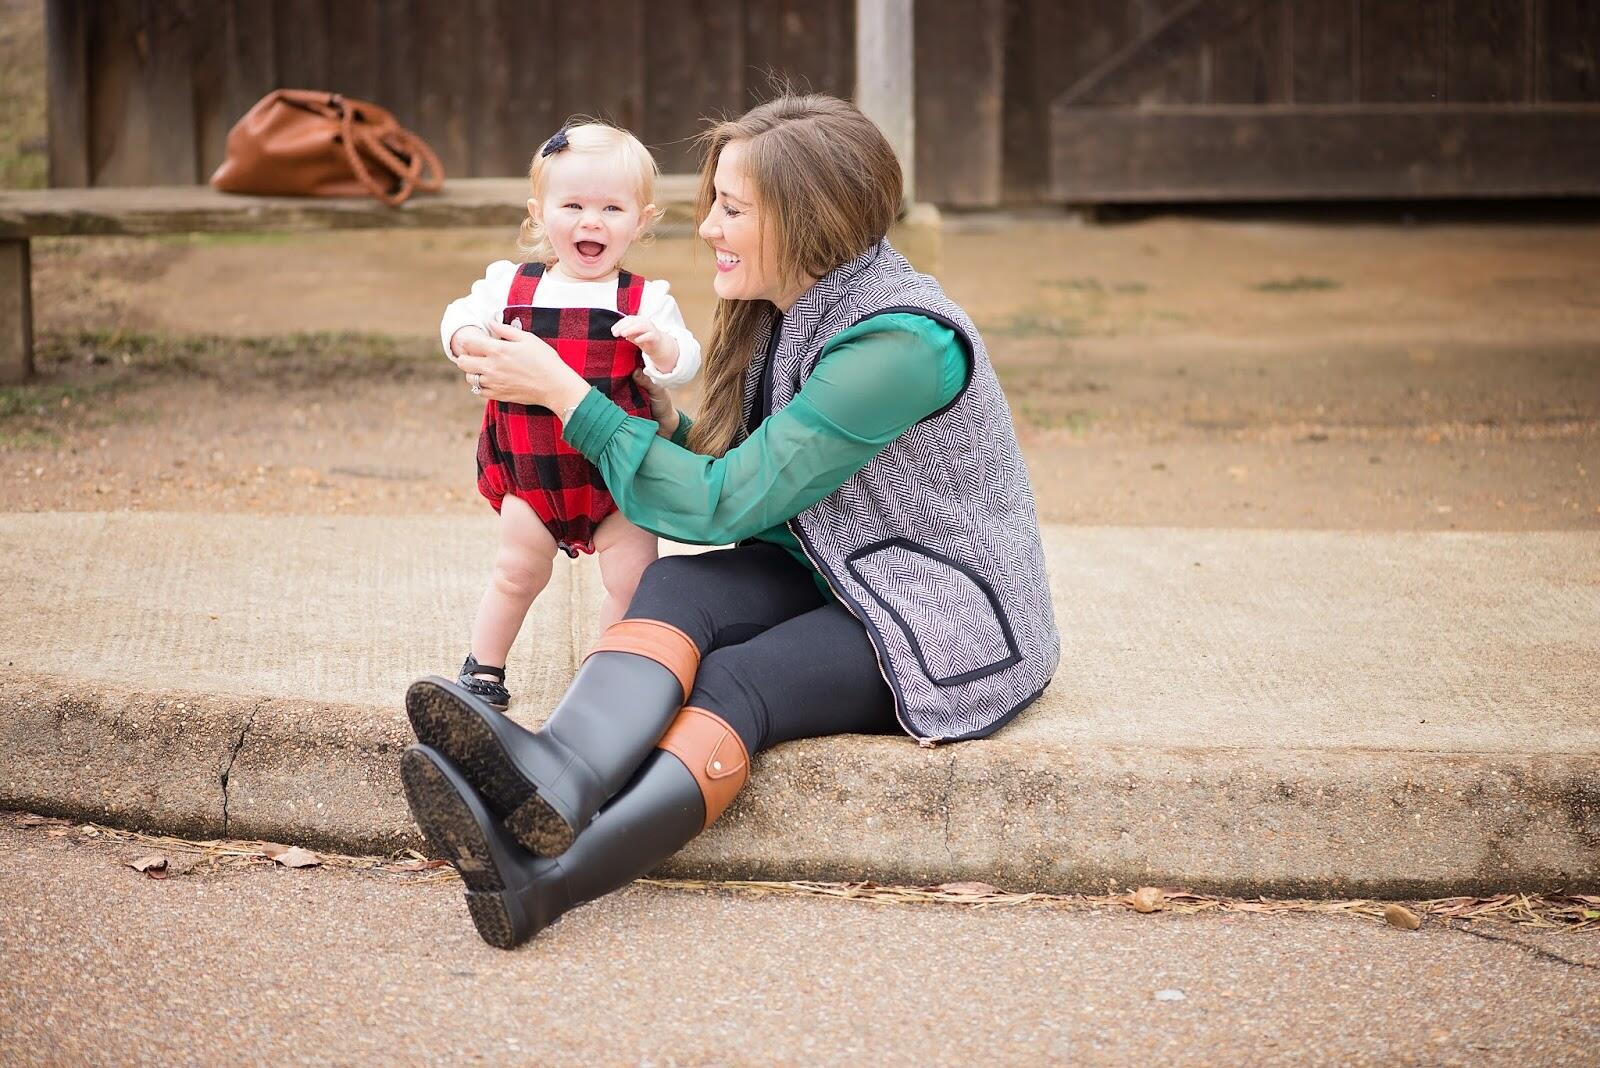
[0,175,699,384]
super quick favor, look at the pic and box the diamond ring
[470,373,483,394]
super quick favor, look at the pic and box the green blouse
[563,313,969,599]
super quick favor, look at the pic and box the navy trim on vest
[787,516,1045,742]
[940,678,1053,743]
[784,516,913,730]
[850,307,976,424]
[843,536,1023,687]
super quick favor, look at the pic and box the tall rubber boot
[406,619,700,856]
[400,707,749,949]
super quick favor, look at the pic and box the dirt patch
[4,213,1599,529]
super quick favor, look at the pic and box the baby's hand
[450,325,493,361]
[612,315,679,373]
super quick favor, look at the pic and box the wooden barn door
[1042,0,1600,202]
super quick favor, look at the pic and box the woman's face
[698,141,798,309]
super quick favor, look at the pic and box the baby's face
[530,151,651,281]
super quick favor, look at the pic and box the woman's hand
[453,318,591,417]
[633,368,680,439]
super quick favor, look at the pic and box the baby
[440,122,700,710]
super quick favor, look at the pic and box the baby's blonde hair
[517,120,662,264]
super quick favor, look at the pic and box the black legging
[625,541,900,754]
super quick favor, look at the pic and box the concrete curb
[5,673,1596,897]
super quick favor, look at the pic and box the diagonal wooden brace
[0,238,32,385]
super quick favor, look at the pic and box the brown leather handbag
[210,90,445,207]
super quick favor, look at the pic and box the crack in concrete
[1446,920,1600,972]
[219,701,263,835]
[941,753,958,858]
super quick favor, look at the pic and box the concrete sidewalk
[3,512,1596,896]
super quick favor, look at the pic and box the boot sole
[399,747,524,950]
[406,677,581,857]
[504,793,577,857]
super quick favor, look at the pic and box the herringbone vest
[741,240,1060,742]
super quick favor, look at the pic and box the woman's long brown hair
[687,94,903,458]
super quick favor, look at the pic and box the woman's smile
[699,141,779,301]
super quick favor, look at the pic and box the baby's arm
[614,282,702,389]
[440,260,519,361]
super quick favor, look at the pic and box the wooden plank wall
[1044,0,1600,202]
[1017,0,1600,204]
[43,0,1600,203]
[45,0,855,188]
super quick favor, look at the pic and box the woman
[404,94,1059,949]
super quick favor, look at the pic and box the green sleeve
[563,313,968,545]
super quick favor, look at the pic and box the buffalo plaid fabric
[476,262,649,557]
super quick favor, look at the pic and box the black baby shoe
[457,654,510,711]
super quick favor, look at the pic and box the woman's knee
[685,650,765,756]
[634,553,713,598]
[626,554,721,622]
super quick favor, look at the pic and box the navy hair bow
[540,125,571,158]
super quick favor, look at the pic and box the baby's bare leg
[593,511,660,632]
[469,494,559,672]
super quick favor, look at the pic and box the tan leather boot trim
[657,706,749,830]
[586,619,700,702]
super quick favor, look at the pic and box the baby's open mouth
[576,241,606,258]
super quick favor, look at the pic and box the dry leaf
[128,855,168,878]
[936,881,1002,897]
[18,814,71,828]
[257,842,292,859]
[273,846,321,869]
[1384,903,1421,930]
[1129,886,1165,913]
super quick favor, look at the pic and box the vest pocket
[844,538,1022,687]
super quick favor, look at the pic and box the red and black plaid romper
[476,262,650,557]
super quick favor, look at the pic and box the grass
[0,424,61,449]
[996,363,1107,435]
[150,231,304,249]
[1016,404,1094,434]
[1252,275,1341,293]
[979,311,1087,339]
[0,0,47,189]
[0,329,441,450]
[32,328,436,381]
[1002,277,1165,340]
[1040,277,1149,296]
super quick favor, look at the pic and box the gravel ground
[2,823,1596,1067]
[5,216,1598,531]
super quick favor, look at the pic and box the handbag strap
[335,99,445,207]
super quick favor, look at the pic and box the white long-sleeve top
[439,260,702,388]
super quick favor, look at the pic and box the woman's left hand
[453,318,591,416]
